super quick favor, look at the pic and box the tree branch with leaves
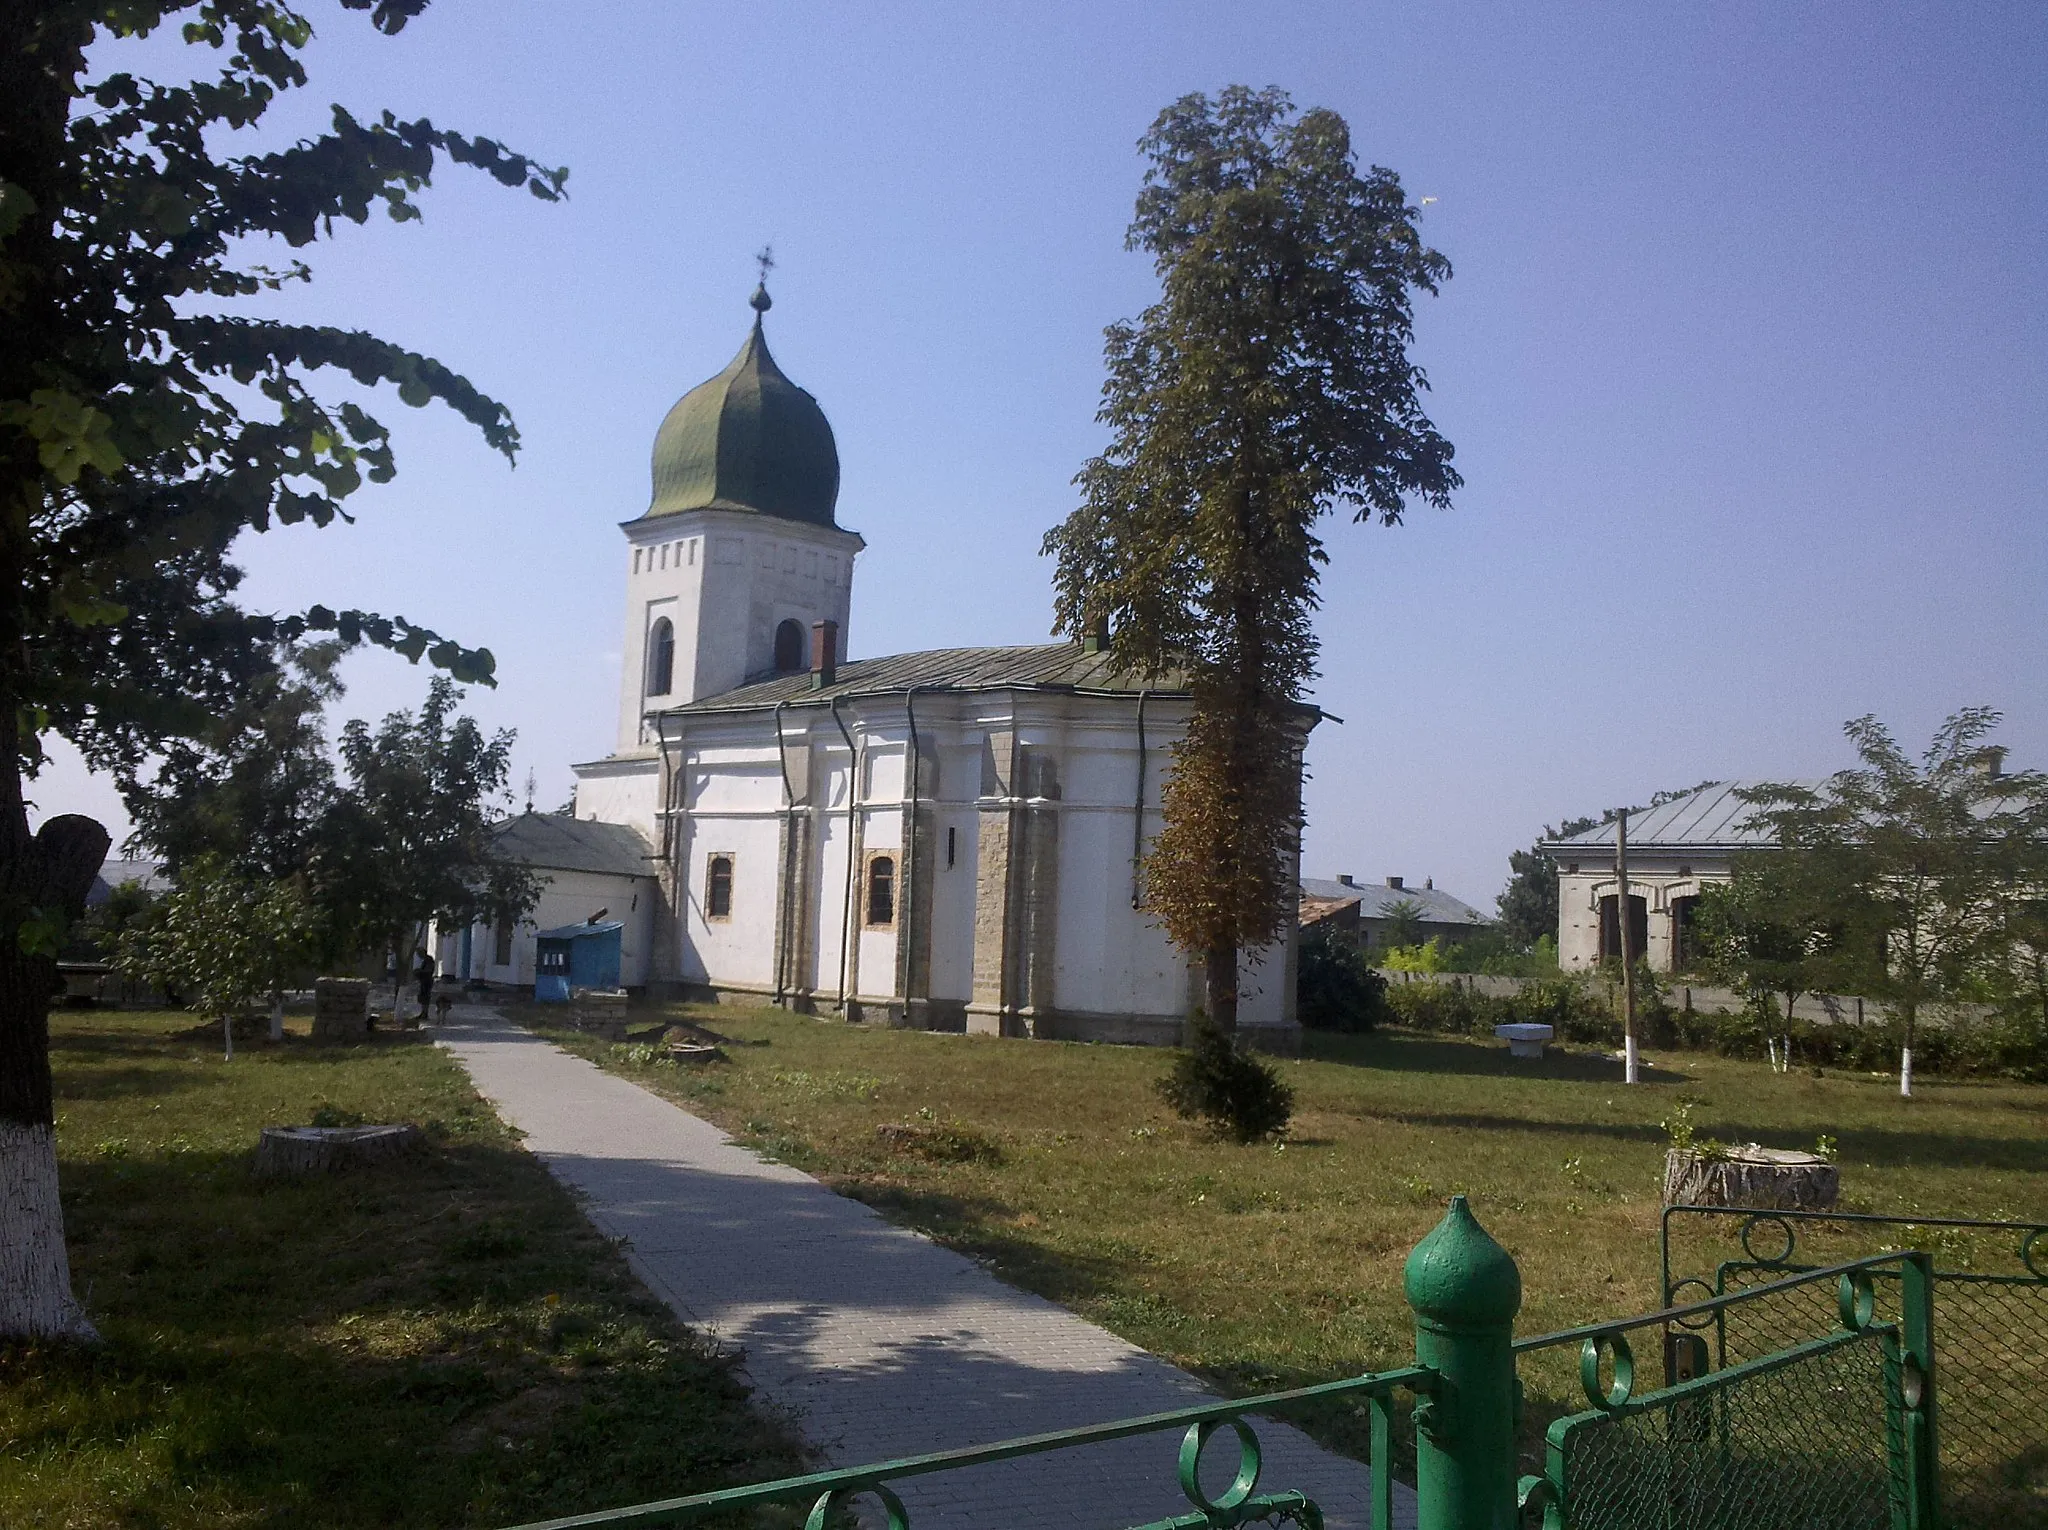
[0,0,562,1339]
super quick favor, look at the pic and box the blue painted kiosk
[533,919,625,1002]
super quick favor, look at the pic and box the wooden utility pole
[1617,808,1639,1084]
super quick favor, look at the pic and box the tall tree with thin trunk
[0,0,562,1339]
[1741,710,2033,1097]
[1044,87,1458,1032]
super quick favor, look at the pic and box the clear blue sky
[35,0,2048,909]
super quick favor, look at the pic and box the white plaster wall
[614,509,860,753]
[926,800,978,1003]
[468,868,655,989]
[572,758,661,846]
[811,753,856,1002]
[853,802,902,1000]
[677,813,782,987]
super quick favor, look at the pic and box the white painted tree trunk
[1900,1046,1914,1098]
[1624,1033,1640,1084]
[270,988,284,1042]
[0,1120,98,1341]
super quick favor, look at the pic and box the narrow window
[946,825,957,869]
[865,854,896,927]
[773,618,806,673]
[706,854,734,920]
[493,917,514,967]
[632,548,642,574]
[646,617,675,696]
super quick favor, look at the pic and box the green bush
[1296,928,1389,1032]
[1157,1016,1294,1143]
[1382,978,1497,1035]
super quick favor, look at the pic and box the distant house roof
[86,858,171,906]
[492,814,656,879]
[1540,781,1800,856]
[657,641,1187,716]
[1298,878,1490,927]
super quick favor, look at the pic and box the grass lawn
[2,1009,806,1530]
[525,1003,2048,1469]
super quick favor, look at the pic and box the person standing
[414,948,437,1024]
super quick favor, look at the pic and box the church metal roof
[492,813,657,878]
[644,287,842,529]
[656,642,1192,715]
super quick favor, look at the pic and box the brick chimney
[1386,875,1404,890]
[810,619,839,689]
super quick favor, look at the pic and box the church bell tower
[615,281,864,752]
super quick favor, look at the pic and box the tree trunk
[1204,943,1239,1035]
[0,812,113,1341]
[1900,999,1916,1099]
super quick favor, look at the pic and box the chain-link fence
[1547,1326,1903,1530]
[1663,1208,2048,1529]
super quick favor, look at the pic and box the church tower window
[773,619,806,674]
[705,854,734,920]
[646,618,675,697]
[865,854,896,927]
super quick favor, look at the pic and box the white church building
[473,285,1304,1048]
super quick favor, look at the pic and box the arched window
[865,854,896,927]
[646,618,675,697]
[705,854,734,920]
[773,618,806,674]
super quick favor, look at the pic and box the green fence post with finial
[1405,1195,1523,1530]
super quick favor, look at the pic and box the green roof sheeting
[646,296,841,528]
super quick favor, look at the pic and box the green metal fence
[500,1197,1958,1530]
[1662,1207,2048,1528]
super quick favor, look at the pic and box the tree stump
[254,1124,422,1177]
[1663,1145,1839,1210]
[312,978,371,1042]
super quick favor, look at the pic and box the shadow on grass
[1306,1029,1692,1084]
[23,1031,809,1529]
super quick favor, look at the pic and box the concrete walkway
[439,1007,1410,1530]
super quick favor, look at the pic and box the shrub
[1381,938,1447,973]
[1296,929,1389,1032]
[1157,1017,1294,1143]
[1506,976,1616,1046]
[1383,978,1497,1036]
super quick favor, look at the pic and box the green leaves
[1045,88,1456,998]
[2,0,560,799]
[2,389,126,484]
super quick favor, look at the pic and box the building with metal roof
[484,287,1307,1046]
[1297,875,1491,951]
[1539,781,1797,973]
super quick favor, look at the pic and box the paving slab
[439,1007,1413,1530]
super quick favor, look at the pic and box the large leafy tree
[126,640,344,883]
[1,0,562,1338]
[1741,711,2041,1096]
[1044,87,1458,1032]
[318,676,536,1014]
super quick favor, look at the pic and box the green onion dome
[645,284,841,527]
